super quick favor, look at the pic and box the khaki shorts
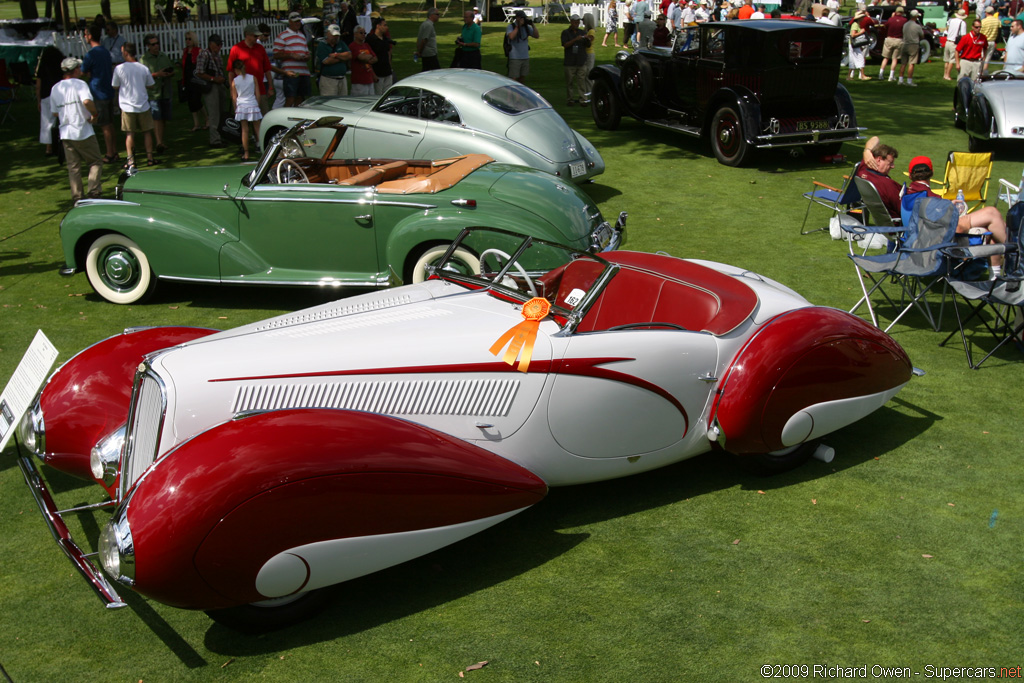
[901,41,920,65]
[943,41,958,63]
[881,36,903,60]
[121,109,155,133]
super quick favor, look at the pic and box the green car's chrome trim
[122,189,235,200]
[160,274,390,287]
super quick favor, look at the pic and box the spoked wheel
[591,79,622,130]
[620,54,653,111]
[84,233,156,305]
[710,104,751,167]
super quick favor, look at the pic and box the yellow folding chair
[935,151,993,214]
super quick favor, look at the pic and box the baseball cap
[570,12,581,20]
[288,10,302,20]
[909,9,919,16]
[243,24,259,36]
[209,33,223,45]
[60,56,82,72]
[955,8,967,16]
[894,5,904,13]
[326,23,341,35]
[985,6,994,12]
[908,156,933,174]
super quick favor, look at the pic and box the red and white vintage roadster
[15,228,915,630]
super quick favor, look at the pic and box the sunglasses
[148,41,159,46]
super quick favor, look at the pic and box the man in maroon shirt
[879,6,908,81]
[956,19,988,80]
[857,136,903,220]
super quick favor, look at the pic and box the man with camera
[506,10,539,84]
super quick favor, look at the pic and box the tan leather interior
[275,154,494,192]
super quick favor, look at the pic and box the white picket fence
[53,17,282,58]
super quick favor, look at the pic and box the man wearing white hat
[317,24,351,96]
[50,57,103,201]
[944,8,968,80]
[561,14,590,105]
[898,9,924,85]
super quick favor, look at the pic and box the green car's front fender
[60,199,238,280]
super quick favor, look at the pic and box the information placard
[0,330,58,451]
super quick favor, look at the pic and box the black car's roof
[704,18,844,33]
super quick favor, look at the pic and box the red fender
[37,327,218,480]
[124,409,548,609]
[709,308,912,454]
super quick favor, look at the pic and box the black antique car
[590,20,863,166]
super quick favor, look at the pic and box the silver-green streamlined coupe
[59,117,625,305]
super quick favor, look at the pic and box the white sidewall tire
[85,233,154,305]
[410,245,480,284]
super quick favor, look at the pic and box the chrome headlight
[99,508,135,586]
[16,400,45,457]
[90,425,126,486]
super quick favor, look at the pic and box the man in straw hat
[944,8,968,80]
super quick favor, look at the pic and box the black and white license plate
[569,160,586,178]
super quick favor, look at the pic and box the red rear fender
[38,327,218,480]
[124,409,547,609]
[710,308,912,454]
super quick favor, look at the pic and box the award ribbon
[489,297,551,373]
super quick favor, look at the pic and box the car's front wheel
[407,244,480,284]
[591,79,622,130]
[918,38,931,64]
[205,591,328,633]
[710,104,751,167]
[741,442,819,476]
[620,54,653,112]
[84,233,156,305]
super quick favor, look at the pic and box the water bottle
[413,52,420,63]
[953,188,967,217]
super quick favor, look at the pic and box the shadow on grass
[198,399,936,654]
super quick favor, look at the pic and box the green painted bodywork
[60,126,607,290]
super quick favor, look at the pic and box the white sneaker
[906,81,917,87]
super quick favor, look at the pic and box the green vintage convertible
[59,117,625,304]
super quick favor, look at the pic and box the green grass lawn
[1,17,1023,682]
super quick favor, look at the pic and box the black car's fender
[589,63,621,91]
[834,83,858,128]
[703,86,762,145]
[954,77,974,128]
[966,92,994,144]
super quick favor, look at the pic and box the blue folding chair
[800,161,863,235]
[848,195,959,332]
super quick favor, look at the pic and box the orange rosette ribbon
[489,297,551,373]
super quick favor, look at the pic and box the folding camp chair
[997,172,1021,209]
[799,162,864,235]
[837,176,902,254]
[848,194,959,332]
[934,151,993,214]
[939,200,1024,369]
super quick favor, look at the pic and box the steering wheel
[276,159,309,184]
[990,70,1017,80]
[478,248,537,297]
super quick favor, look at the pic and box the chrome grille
[232,378,520,417]
[120,372,165,499]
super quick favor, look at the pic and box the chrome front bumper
[15,449,127,609]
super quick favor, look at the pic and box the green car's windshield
[482,84,550,115]
[430,227,613,324]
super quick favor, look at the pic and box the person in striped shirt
[274,11,312,106]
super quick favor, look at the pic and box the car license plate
[569,160,586,178]
[797,120,830,131]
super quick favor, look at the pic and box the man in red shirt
[228,25,294,115]
[348,25,378,97]
[738,0,755,19]
[956,19,988,80]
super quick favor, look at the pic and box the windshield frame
[429,227,617,331]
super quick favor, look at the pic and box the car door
[225,178,379,285]
[670,26,701,112]
[546,330,719,459]
[347,85,429,159]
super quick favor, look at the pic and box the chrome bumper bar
[16,452,127,609]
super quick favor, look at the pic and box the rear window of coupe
[483,85,549,115]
